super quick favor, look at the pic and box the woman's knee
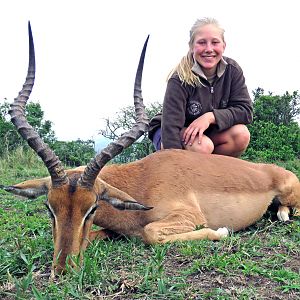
[233,125,250,151]
[185,135,214,153]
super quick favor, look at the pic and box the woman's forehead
[193,25,224,41]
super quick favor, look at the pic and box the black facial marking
[85,205,99,222]
[44,202,54,219]
[68,174,81,194]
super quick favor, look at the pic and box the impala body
[3,150,300,274]
[1,23,300,275]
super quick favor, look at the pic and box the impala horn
[79,35,150,188]
[9,21,68,187]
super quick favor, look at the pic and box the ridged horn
[9,21,68,187]
[79,35,150,188]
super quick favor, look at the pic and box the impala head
[5,22,150,275]
[45,171,149,274]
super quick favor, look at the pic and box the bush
[244,89,300,162]
[244,121,299,162]
[0,100,56,157]
[52,139,96,167]
[253,93,300,125]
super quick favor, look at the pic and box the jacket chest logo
[220,99,228,108]
[187,100,202,116]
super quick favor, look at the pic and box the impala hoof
[277,210,290,222]
[217,227,229,238]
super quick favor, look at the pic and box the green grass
[0,149,300,299]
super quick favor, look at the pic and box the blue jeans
[152,127,161,150]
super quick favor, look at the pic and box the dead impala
[1,22,300,276]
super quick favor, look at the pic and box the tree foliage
[0,101,18,155]
[252,88,300,125]
[0,99,95,166]
[245,121,299,161]
[26,102,56,145]
[52,139,95,167]
[244,88,300,161]
[0,99,56,156]
[99,101,162,163]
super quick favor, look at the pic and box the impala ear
[0,177,51,199]
[96,181,153,211]
[99,192,153,211]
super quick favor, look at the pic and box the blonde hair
[168,17,225,86]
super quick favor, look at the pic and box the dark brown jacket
[148,56,253,149]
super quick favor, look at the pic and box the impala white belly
[196,191,276,231]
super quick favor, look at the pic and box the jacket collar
[191,57,227,80]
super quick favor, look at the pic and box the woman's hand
[182,112,216,146]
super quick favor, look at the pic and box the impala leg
[88,229,119,242]
[142,213,228,244]
[159,227,228,243]
[81,229,118,251]
[88,229,111,242]
[277,205,290,222]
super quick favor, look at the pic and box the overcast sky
[0,0,299,141]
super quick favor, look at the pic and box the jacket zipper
[210,85,214,108]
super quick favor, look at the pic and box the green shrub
[52,139,96,167]
[244,89,300,162]
[0,100,55,157]
[244,121,300,162]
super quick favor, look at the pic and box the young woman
[149,17,253,157]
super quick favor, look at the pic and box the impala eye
[44,202,55,219]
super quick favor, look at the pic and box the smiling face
[191,24,226,77]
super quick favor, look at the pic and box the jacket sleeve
[213,65,253,131]
[161,77,187,149]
